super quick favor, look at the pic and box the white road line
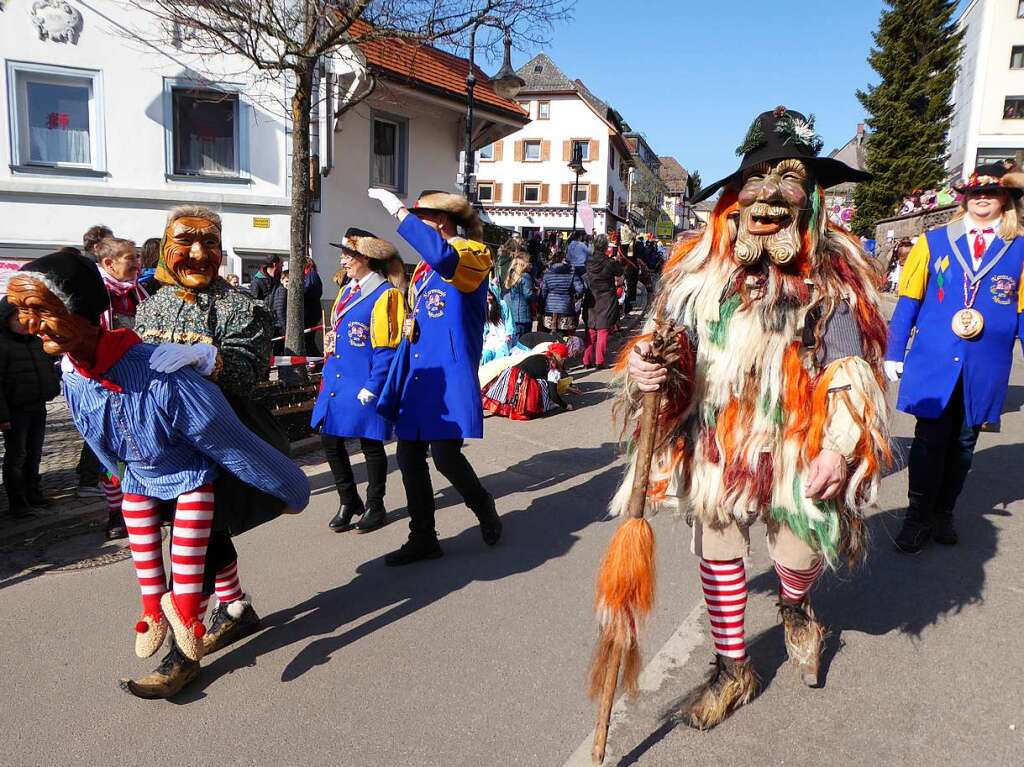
[562,601,707,767]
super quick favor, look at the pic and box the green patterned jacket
[134,278,273,398]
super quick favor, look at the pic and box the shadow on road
[177,442,624,698]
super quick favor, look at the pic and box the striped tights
[699,558,748,660]
[774,560,824,603]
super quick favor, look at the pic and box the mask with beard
[734,158,810,268]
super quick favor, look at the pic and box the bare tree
[128,0,573,355]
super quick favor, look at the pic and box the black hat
[329,227,399,260]
[692,106,872,203]
[953,163,1024,198]
[17,251,108,325]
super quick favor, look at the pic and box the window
[1012,46,1024,69]
[572,184,589,203]
[1019,0,1024,18]
[477,182,494,202]
[369,111,408,192]
[522,183,541,203]
[1005,97,1024,119]
[538,101,551,120]
[976,148,1024,167]
[7,62,104,171]
[479,143,494,161]
[171,88,239,177]
[572,139,590,162]
[610,150,616,170]
[524,140,542,161]
[608,188,615,209]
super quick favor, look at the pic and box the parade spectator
[250,254,281,301]
[582,234,623,368]
[540,251,584,332]
[566,230,592,277]
[268,266,289,351]
[0,299,61,518]
[482,285,514,363]
[303,257,324,355]
[139,237,162,294]
[95,237,147,330]
[226,274,240,287]
[502,250,535,339]
[82,224,112,257]
[621,240,642,315]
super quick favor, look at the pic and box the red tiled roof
[354,25,528,120]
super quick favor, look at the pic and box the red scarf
[71,328,142,393]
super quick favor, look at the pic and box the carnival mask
[157,216,223,290]
[7,275,100,360]
[734,159,810,267]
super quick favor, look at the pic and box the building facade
[0,0,292,281]
[623,131,664,234]
[658,155,692,233]
[473,53,633,237]
[948,0,1024,178]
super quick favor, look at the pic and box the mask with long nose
[156,216,223,290]
[734,158,810,267]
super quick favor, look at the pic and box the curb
[0,435,323,549]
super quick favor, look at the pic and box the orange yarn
[594,517,656,617]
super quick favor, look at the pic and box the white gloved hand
[883,360,903,382]
[149,342,219,377]
[357,387,377,405]
[368,188,404,216]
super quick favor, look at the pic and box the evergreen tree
[852,0,963,235]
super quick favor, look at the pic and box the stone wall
[874,205,959,262]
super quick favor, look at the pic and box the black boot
[931,511,958,545]
[354,502,387,533]
[894,508,931,554]
[119,639,200,699]
[26,487,53,508]
[384,537,444,566]
[105,510,127,541]
[203,598,261,654]
[474,494,502,546]
[328,499,365,532]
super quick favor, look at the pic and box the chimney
[856,122,865,141]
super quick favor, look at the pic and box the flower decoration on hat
[773,108,824,156]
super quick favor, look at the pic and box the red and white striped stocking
[214,560,244,605]
[169,484,215,626]
[121,493,166,618]
[103,476,124,518]
[774,560,824,603]
[700,558,748,660]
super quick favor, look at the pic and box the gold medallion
[951,308,984,339]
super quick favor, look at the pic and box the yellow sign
[655,214,674,239]
[252,216,271,229]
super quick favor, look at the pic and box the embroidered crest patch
[347,322,369,347]
[424,288,446,318]
[990,274,1016,306]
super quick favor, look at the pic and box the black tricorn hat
[16,250,108,325]
[953,162,1024,198]
[329,227,398,260]
[691,106,872,204]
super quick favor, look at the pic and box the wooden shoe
[120,640,199,699]
[160,591,205,662]
[134,612,168,659]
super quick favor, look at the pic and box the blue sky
[504,0,972,185]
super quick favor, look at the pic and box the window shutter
[513,183,522,203]
[589,184,599,204]
[541,184,550,204]
[514,141,524,162]
[541,140,551,162]
[561,184,571,204]
[494,183,503,202]
[589,140,600,162]
[562,140,572,162]
[493,141,504,161]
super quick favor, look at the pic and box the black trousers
[76,441,102,487]
[3,405,46,507]
[321,433,387,506]
[396,439,489,543]
[906,377,981,525]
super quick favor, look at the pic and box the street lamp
[463,20,525,200]
[568,142,587,231]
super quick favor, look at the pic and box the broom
[588,323,679,765]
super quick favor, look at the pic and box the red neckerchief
[412,262,432,291]
[71,328,142,393]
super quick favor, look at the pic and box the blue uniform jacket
[887,223,1024,428]
[64,342,309,507]
[377,214,492,440]
[312,274,405,441]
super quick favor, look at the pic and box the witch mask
[157,215,223,290]
[734,158,811,267]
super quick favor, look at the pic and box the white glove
[357,387,377,405]
[368,188,404,216]
[883,360,903,382]
[149,342,219,377]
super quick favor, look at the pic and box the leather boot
[328,499,365,532]
[119,639,200,699]
[894,508,931,553]
[105,510,128,541]
[778,598,826,687]
[679,655,760,731]
[384,537,444,567]
[931,511,958,545]
[203,598,261,654]
[474,494,502,546]
[354,502,387,533]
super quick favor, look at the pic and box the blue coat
[502,273,534,324]
[887,223,1024,428]
[377,215,492,440]
[312,274,405,441]
[540,262,584,315]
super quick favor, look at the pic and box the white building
[948,0,1024,178]
[658,156,691,232]
[623,131,664,233]
[473,53,633,237]
[0,0,293,280]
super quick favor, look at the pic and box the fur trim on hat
[1001,172,1024,191]
[413,191,484,241]
[344,234,398,261]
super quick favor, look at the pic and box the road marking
[562,601,707,766]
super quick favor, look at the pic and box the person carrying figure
[886,163,1024,552]
[368,188,502,566]
[7,251,308,697]
[314,228,406,534]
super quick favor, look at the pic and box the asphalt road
[2,359,1023,767]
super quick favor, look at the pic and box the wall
[0,0,290,270]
